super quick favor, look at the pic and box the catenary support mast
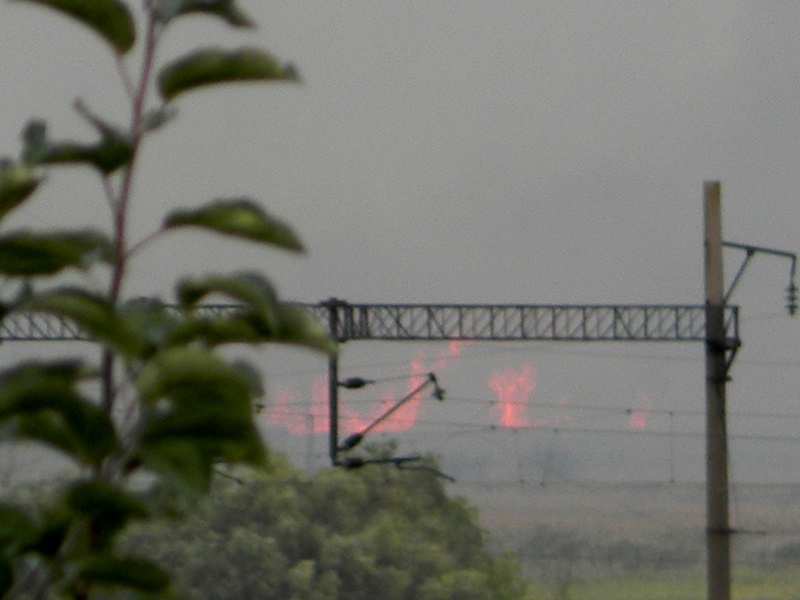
[704,181,731,600]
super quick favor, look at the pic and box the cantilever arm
[722,241,797,313]
[338,373,444,452]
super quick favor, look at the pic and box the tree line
[117,451,535,600]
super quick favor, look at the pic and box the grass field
[466,482,800,600]
[555,568,800,600]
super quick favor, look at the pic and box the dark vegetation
[115,451,533,600]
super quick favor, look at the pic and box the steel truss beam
[318,300,740,344]
[0,300,740,345]
[0,304,250,342]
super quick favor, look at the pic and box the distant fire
[268,387,310,435]
[487,367,576,429]
[553,396,573,427]
[265,347,647,436]
[438,340,471,365]
[628,392,651,430]
[265,344,467,435]
[310,378,331,433]
[488,365,536,428]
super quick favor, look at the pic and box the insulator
[338,432,364,451]
[339,376,373,389]
[340,456,366,469]
[786,282,797,316]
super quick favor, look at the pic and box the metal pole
[704,180,731,600]
[328,351,339,465]
[327,301,340,465]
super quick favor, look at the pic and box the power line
[262,338,800,383]
[262,395,800,424]
[262,407,800,445]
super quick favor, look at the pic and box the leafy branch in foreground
[0,1,331,598]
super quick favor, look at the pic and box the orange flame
[488,365,536,428]
[310,378,331,433]
[628,392,651,430]
[265,344,467,436]
[265,378,330,434]
[268,387,309,434]
[364,351,427,434]
[629,411,648,430]
[553,396,574,427]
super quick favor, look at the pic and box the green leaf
[139,392,265,487]
[118,297,178,351]
[0,360,86,388]
[0,363,85,427]
[178,272,277,310]
[67,481,149,522]
[13,408,116,466]
[140,424,264,489]
[158,47,298,102]
[29,506,71,557]
[175,304,334,352]
[231,359,264,398]
[143,411,257,446]
[271,303,337,354]
[0,504,38,552]
[166,313,264,347]
[136,347,251,409]
[135,348,265,486]
[77,555,170,592]
[14,412,85,459]
[176,272,279,337]
[155,0,254,27]
[21,120,48,165]
[0,229,114,275]
[21,118,133,174]
[140,106,179,134]
[137,438,216,491]
[0,361,117,465]
[145,357,263,425]
[67,481,148,549]
[17,0,135,54]
[43,134,133,174]
[168,293,334,351]
[0,559,11,598]
[24,289,143,357]
[0,163,43,222]
[164,198,303,251]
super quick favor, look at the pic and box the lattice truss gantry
[0,300,739,345]
[320,301,739,343]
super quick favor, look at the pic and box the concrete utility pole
[704,180,731,600]
[325,299,342,465]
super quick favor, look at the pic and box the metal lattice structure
[0,304,249,342]
[0,300,739,345]
[320,301,739,343]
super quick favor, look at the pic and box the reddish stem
[102,14,160,414]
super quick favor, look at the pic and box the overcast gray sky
[3,2,800,487]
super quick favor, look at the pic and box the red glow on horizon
[629,411,647,430]
[364,352,426,433]
[310,378,331,433]
[628,392,652,430]
[268,347,656,437]
[438,341,472,365]
[488,365,537,428]
[553,396,574,427]
[264,345,467,436]
[268,387,310,435]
